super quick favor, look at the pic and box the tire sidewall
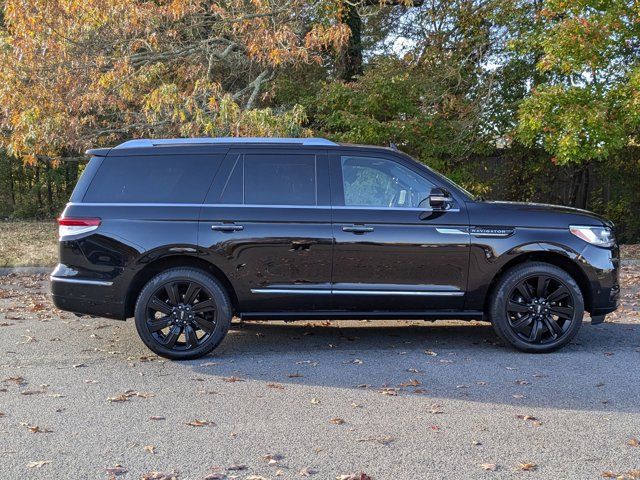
[134,268,231,360]
[490,263,584,353]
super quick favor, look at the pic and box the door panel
[330,151,470,311]
[199,148,333,313]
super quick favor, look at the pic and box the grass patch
[0,221,58,267]
[0,220,638,268]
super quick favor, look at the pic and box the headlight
[569,225,614,247]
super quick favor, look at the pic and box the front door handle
[342,225,374,234]
[211,224,244,232]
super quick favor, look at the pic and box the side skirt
[239,311,484,321]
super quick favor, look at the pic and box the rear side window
[220,154,317,206]
[83,155,222,203]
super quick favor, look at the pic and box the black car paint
[51,143,620,323]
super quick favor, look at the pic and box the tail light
[57,217,101,238]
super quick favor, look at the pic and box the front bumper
[579,244,620,315]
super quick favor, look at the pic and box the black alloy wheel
[489,262,584,353]
[134,268,231,360]
[506,274,575,345]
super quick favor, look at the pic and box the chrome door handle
[211,224,244,232]
[342,225,374,234]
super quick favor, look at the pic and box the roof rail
[114,137,338,149]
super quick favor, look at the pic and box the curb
[0,267,52,276]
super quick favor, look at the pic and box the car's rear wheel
[134,268,231,360]
[489,262,584,353]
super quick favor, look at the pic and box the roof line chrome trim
[114,137,338,149]
[50,276,113,286]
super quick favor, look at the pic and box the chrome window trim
[72,202,459,213]
[50,276,113,286]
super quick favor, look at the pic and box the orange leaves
[0,0,349,161]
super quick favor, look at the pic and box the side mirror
[428,187,453,210]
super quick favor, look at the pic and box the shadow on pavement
[183,319,640,413]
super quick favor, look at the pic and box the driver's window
[340,156,434,208]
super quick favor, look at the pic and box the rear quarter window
[83,155,222,203]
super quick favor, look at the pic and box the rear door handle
[342,225,374,234]
[211,224,244,232]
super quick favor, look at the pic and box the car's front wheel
[489,262,584,353]
[134,268,231,360]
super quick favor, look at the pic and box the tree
[0,0,351,162]
[512,0,640,165]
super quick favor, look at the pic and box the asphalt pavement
[0,270,639,479]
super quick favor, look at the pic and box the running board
[239,311,484,321]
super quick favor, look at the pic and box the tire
[488,262,584,353]
[134,267,232,360]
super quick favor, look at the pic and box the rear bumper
[50,265,126,319]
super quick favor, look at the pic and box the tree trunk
[45,161,54,215]
[337,1,363,82]
[579,163,590,209]
[34,165,43,213]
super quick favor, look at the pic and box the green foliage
[511,0,640,165]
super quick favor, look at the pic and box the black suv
[51,138,620,359]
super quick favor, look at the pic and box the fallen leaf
[424,350,438,356]
[300,466,318,476]
[337,474,372,480]
[21,423,52,433]
[144,445,156,454]
[149,416,166,421]
[107,390,154,403]
[516,414,542,426]
[480,463,497,471]
[399,379,422,387]
[263,453,284,464]
[222,376,244,383]
[27,460,51,468]
[519,463,537,471]
[227,464,248,471]
[142,471,177,480]
[186,419,215,427]
[379,388,398,396]
[267,383,285,390]
[329,418,345,425]
[105,465,128,476]
[310,398,320,405]
[204,474,227,480]
[628,437,640,447]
